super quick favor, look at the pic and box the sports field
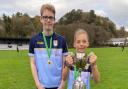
[0,47,128,89]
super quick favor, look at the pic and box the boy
[63,29,100,89]
[29,4,68,89]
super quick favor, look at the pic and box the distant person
[17,44,19,52]
[121,38,127,52]
[28,4,68,89]
[63,29,100,89]
[121,45,124,52]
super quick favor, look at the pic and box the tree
[59,9,82,25]
[3,14,12,37]
[118,26,126,37]
[0,18,5,37]
[88,10,96,24]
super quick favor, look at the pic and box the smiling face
[74,32,89,53]
[40,9,55,33]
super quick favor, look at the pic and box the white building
[108,37,128,46]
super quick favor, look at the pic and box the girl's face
[74,33,89,53]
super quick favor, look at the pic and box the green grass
[0,47,128,89]
[0,50,35,89]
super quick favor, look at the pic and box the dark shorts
[45,87,58,89]
[36,87,58,89]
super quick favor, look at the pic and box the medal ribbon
[42,32,52,62]
[74,65,80,80]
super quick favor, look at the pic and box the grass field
[0,47,128,89]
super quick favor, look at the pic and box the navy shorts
[45,87,58,89]
[36,87,58,89]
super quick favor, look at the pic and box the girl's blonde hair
[74,28,89,41]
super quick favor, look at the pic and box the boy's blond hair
[40,4,56,16]
[74,28,89,41]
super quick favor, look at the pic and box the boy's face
[40,9,55,32]
[74,33,89,53]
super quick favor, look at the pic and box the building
[0,37,30,50]
[0,37,29,44]
[108,37,128,46]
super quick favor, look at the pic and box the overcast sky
[0,0,128,31]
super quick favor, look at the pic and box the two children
[63,29,100,89]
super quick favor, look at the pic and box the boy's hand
[37,84,45,89]
[58,80,65,89]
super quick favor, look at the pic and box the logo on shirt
[37,41,44,45]
[53,40,58,47]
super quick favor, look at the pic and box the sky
[0,0,128,31]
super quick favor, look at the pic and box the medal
[42,32,53,65]
[48,60,52,64]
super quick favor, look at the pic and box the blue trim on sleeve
[63,52,68,56]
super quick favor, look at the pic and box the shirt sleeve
[28,37,35,57]
[62,38,68,56]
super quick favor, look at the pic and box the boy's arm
[30,57,45,89]
[58,56,67,89]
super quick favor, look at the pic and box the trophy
[73,75,85,89]
[71,52,94,89]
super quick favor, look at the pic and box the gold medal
[42,32,53,65]
[48,60,52,64]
